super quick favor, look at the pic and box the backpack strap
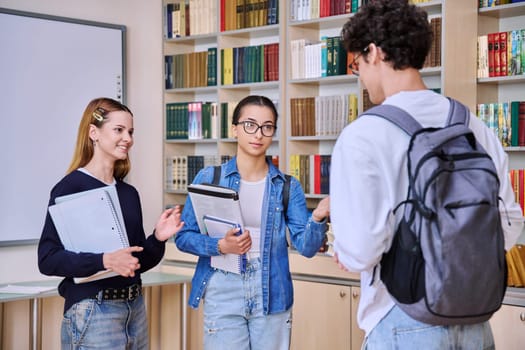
[363,104,422,136]
[212,165,221,185]
[283,174,291,214]
[212,165,291,214]
[363,97,471,135]
[446,97,470,126]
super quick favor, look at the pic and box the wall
[0,0,162,283]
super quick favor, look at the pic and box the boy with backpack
[329,1,524,348]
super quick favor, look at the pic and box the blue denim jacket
[175,157,327,314]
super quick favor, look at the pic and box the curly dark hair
[341,0,432,70]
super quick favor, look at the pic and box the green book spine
[511,101,520,147]
[326,36,334,76]
[202,102,211,139]
[332,36,341,76]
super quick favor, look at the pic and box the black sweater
[38,170,165,313]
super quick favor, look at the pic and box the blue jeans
[61,295,148,350]
[363,305,495,350]
[203,258,292,350]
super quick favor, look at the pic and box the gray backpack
[365,98,506,325]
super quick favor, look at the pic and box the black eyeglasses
[236,120,277,137]
[348,46,370,76]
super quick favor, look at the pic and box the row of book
[510,168,525,216]
[164,0,218,38]
[290,36,348,80]
[506,244,525,287]
[290,16,440,81]
[165,154,279,191]
[289,0,361,21]
[479,0,525,8]
[166,155,227,191]
[288,0,433,21]
[221,43,279,85]
[477,29,525,78]
[166,102,219,140]
[222,0,278,31]
[423,17,442,69]
[222,0,279,31]
[164,48,217,89]
[290,94,358,137]
[476,101,525,147]
[289,154,331,195]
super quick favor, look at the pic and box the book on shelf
[166,101,218,141]
[48,186,129,283]
[203,215,247,274]
[221,0,277,30]
[207,47,217,86]
[290,94,358,137]
[163,0,216,37]
[164,50,213,89]
[499,31,508,77]
[506,244,525,287]
[479,29,525,78]
[289,154,331,195]
[476,101,525,147]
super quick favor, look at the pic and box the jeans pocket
[63,298,96,345]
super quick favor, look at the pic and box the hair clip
[92,107,106,122]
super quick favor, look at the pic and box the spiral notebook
[203,215,247,274]
[48,186,129,283]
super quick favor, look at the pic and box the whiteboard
[0,8,125,244]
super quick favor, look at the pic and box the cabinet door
[490,304,525,349]
[350,286,365,350]
[291,280,351,350]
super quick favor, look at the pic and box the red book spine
[493,32,501,77]
[273,43,279,81]
[518,169,525,214]
[220,0,225,32]
[314,154,321,194]
[500,31,508,77]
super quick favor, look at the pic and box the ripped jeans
[203,258,292,350]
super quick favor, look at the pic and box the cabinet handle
[339,290,347,298]
[520,312,525,322]
[352,290,359,299]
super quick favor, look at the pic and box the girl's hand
[219,228,252,255]
[154,206,185,241]
[103,246,144,277]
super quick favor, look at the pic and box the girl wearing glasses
[175,95,330,350]
[38,97,184,349]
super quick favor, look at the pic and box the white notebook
[48,186,129,283]
[203,215,246,274]
[187,183,244,235]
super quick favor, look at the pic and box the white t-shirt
[239,177,266,258]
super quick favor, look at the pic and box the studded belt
[96,283,142,301]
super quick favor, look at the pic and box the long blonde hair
[67,97,133,180]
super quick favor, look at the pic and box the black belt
[95,283,142,301]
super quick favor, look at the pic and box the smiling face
[90,110,134,162]
[233,104,275,159]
